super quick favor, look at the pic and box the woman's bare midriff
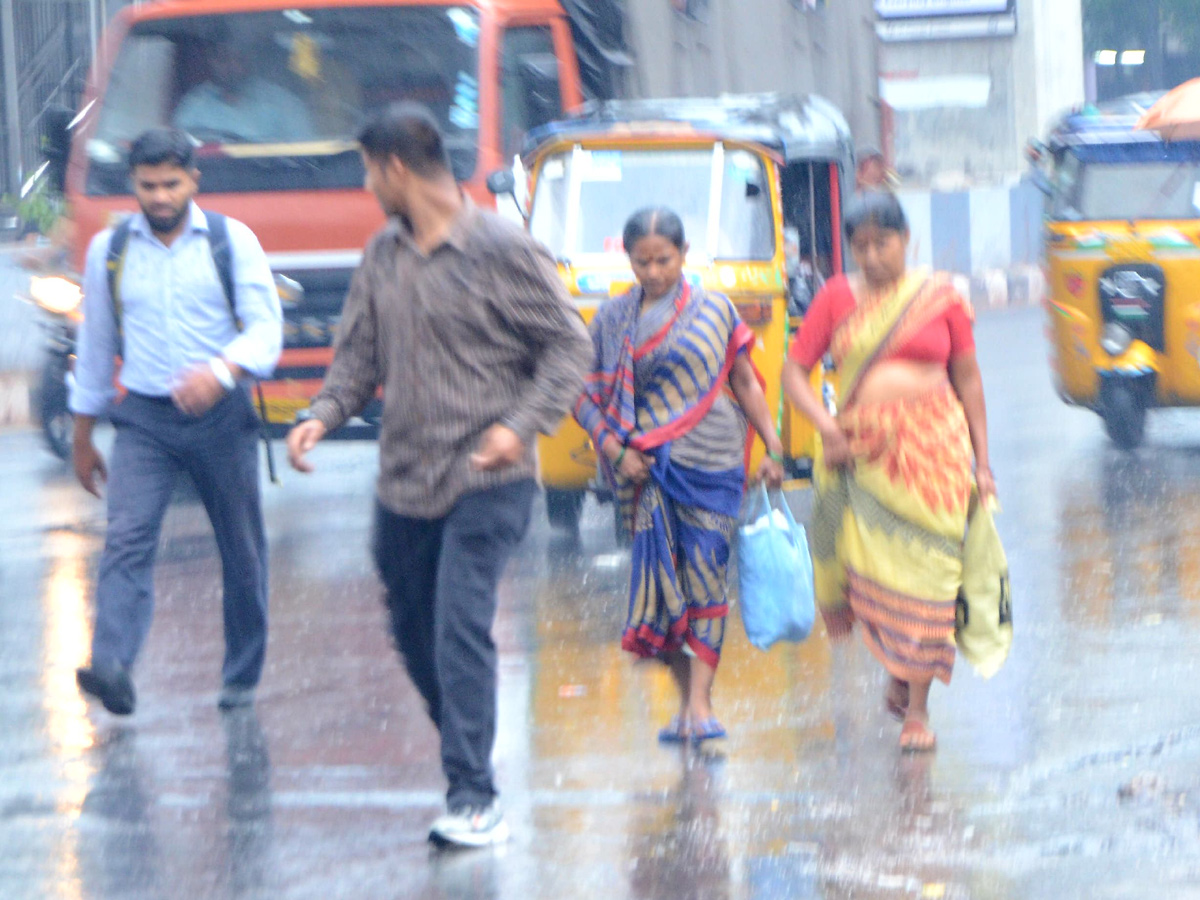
[853,359,949,407]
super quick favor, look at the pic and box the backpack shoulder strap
[203,210,241,330]
[105,217,135,338]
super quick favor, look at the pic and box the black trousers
[372,479,535,809]
[91,386,268,688]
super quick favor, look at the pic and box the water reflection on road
[10,310,1200,897]
[1060,450,1200,629]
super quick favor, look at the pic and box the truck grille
[276,266,355,349]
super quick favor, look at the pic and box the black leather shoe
[76,663,136,715]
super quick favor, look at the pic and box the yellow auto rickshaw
[1035,92,1200,448]
[500,94,854,532]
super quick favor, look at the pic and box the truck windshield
[529,145,775,262]
[85,6,481,195]
[1054,155,1200,221]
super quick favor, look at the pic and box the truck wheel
[38,356,73,461]
[544,488,584,533]
[1101,380,1146,451]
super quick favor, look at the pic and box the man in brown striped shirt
[286,104,589,848]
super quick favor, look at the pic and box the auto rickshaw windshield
[529,144,775,262]
[1052,142,1200,221]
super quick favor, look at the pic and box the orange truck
[41,0,613,437]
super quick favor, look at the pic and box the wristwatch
[209,357,236,391]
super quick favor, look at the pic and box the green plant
[2,179,65,235]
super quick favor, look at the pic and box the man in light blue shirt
[72,128,283,716]
[173,40,315,144]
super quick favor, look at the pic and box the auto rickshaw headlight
[1101,322,1133,356]
[29,276,83,316]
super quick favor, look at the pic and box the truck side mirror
[41,105,74,193]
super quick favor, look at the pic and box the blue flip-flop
[657,716,689,744]
[690,718,727,742]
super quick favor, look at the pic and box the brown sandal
[899,718,937,753]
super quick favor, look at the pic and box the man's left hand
[171,364,227,417]
[471,424,525,471]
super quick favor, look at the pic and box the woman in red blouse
[782,192,995,752]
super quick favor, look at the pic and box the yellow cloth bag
[954,492,1012,679]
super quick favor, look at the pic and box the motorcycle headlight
[1101,322,1133,356]
[29,276,83,316]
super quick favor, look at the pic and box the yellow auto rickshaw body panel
[536,259,821,492]
[530,135,825,493]
[523,90,858,499]
[1046,219,1200,407]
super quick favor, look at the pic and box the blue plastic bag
[736,483,816,651]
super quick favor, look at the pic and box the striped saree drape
[574,280,756,667]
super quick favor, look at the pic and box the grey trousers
[372,479,536,809]
[90,386,268,688]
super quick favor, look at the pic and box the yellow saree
[811,270,974,684]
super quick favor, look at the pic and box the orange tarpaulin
[1137,78,1200,140]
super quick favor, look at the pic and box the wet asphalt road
[5,305,1200,898]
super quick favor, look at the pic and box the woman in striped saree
[782,192,996,752]
[575,208,785,743]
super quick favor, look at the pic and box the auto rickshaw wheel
[544,488,584,533]
[1100,379,1147,451]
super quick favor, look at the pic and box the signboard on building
[877,12,1016,41]
[875,0,1012,18]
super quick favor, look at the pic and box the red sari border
[629,320,757,453]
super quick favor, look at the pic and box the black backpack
[105,209,237,334]
[104,210,278,480]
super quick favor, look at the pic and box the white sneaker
[429,800,510,848]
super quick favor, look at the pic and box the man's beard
[142,203,189,235]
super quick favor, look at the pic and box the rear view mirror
[1030,171,1052,197]
[41,105,74,194]
[486,169,516,196]
[486,168,527,224]
[1024,139,1053,197]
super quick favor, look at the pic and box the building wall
[1015,0,1085,158]
[882,37,1018,186]
[899,182,1047,303]
[879,0,1083,187]
[623,0,881,147]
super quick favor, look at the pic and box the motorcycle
[19,273,82,461]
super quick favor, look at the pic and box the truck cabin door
[504,24,578,155]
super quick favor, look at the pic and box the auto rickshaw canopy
[522,93,854,168]
[1044,91,1200,165]
[1046,93,1167,153]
